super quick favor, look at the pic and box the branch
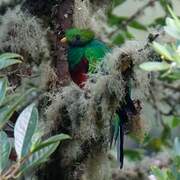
[108,0,157,38]
[163,83,180,92]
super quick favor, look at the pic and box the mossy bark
[22,0,73,179]
[22,0,72,86]
[11,1,146,179]
[22,0,111,180]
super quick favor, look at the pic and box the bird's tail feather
[119,123,124,169]
[110,114,124,168]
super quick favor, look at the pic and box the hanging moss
[0,6,50,64]
[43,39,154,179]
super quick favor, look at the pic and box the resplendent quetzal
[61,28,110,87]
[60,28,137,168]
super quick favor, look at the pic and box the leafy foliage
[0,1,180,179]
[138,7,180,179]
[0,131,11,173]
[0,78,7,105]
[106,0,174,45]
[0,53,22,70]
[0,88,35,129]
[140,7,180,80]
[151,138,180,180]
[0,52,71,179]
[14,104,38,159]
[0,101,70,179]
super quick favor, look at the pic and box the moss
[0,0,22,15]
[39,62,58,90]
[59,141,82,167]
[0,6,50,64]
[112,168,149,180]
[83,153,111,180]
[44,47,131,179]
[73,0,112,43]
[73,0,91,28]
[42,24,159,179]
[128,114,146,142]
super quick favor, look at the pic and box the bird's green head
[61,28,95,46]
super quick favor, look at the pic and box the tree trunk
[21,1,144,180]
[22,0,73,86]
[22,1,113,180]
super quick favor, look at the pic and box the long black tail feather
[110,123,115,148]
[119,123,124,169]
[112,85,137,169]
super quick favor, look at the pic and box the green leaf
[153,42,173,60]
[160,0,172,15]
[20,143,60,175]
[174,137,180,156]
[145,138,163,152]
[174,155,180,169]
[139,61,170,71]
[129,21,147,30]
[156,17,166,26]
[0,53,23,70]
[151,166,166,180]
[148,17,166,27]
[172,116,180,128]
[166,170,176,180]
[0,78,7,105]
[112,33,125,45]
[167,71,180,80]
[167,6,180,29]
[165,17,180,40]
[14,104,38,159]
[0,53,23,60]
[164,7,180,40]
[0,131,11,173]
[31,133,71,154]
[111,30,134,45]
[124,149,142,161]
[160,124,171,146]
[0,88,35,129]
[0,92,19,108]
[20,134,71,175]
[107,12,127,26]
[124,31,134,39]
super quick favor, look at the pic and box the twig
[108,0,157,38]
[163,83,180,92]
[1,152,33,180]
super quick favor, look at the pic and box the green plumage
[68,39,110,72]
[65,28,95,45]
[65,28,110,73]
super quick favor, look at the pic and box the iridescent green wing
[84,39,110,73]
[67,46,85,70]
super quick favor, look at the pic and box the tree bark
[22,0,73,86]
[21,1,125,180]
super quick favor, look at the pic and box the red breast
[70,59,89,88]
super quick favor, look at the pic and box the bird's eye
[76,35,80,40]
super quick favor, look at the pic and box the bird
[60,28,110,88]
[60,28,137,168]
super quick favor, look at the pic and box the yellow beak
[60,37,67,43]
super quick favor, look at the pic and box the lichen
[82,153,111,180]
[44,42,152,178]
[0,6,50,63]
[73,0,91,28]
[39,62,58,90]
[73,0,112,43]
